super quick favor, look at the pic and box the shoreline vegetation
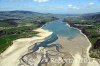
[0,14,58,53]
[63,17,100,59]
[0,28,53,66]
[0,11,100,66]
[0,19,100,66]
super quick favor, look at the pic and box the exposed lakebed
[32,19,81,51]
[19,19,98,66]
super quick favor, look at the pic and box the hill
[82,12,100,22]
[0,10,59,27]
[0,10,45,19]
[0,10,58,53]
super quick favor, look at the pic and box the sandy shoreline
[73,27,92,57]
[79,30,100,66]
[69,26,100,66]
[0,21,99,66]
[0,28,52,66]
[66,23,92,57]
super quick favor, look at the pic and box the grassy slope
[0,35,18,53]
[0,22,16,27]
[0,17,57,54]
[0,23,39,53]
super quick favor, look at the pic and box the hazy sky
[0,0,100,14]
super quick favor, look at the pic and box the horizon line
[0,10,100,15]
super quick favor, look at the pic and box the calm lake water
[42,19,80,38]
[32,19,81,51]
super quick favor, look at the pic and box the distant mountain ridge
[82,12,100,22]
[0,10,60,27]
[0,10,100,20]
[0,10,45,19]
[0,10,68,19]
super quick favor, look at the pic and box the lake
[32,19,81,51]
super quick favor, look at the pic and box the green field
[0,16,57,54]
[0,35,18,53]
[0,23,39,53]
